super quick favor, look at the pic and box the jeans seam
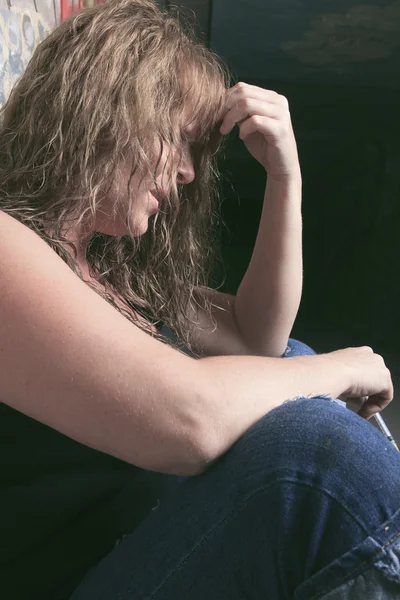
[307,528,400,599]
[135,478,373,599]
[145,484,272,599]
[264,475,371,535]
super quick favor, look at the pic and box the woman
[0,1,398,598]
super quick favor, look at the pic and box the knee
[229,396,351,477]
[207,397,345,486]
[243,396,347,447]
[216,397,400,520]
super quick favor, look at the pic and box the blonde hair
[0,0,230,355]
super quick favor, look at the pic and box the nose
[176,147,195,185]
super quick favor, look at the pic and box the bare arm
[0,212,392,476]
[185,84,303,358]
[234,175,302,356]
[218,83,303,356]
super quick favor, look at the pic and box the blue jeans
[70,339,400,599]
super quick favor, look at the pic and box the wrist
[318,352,353,399]
[266,168,302,185]
[264,173,302,206]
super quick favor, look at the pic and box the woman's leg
[70,396,400,600]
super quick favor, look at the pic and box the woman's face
[93,128,196,238]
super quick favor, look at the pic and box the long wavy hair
[0,0,230,356]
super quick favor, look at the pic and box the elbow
[169,425,221,476]
[188,431,222,475]
[173,365,238,475]
[133,418,222,478]
[137,366,229,477]
[181,384,234,475]
[182,404,234,475]
[169,412,228,476]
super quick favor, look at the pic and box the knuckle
[278,94,289,108]
[235,81,247,92]
[238,97,251,111]
[362,345,374,353]
[249,115,262,127]
[374,353,386,368]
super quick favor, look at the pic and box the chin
[97,216,149,238]
[128,216,150,237]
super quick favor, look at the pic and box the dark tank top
[0,326,183,599]
[0,403,150,599]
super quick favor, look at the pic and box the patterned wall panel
[0,0,58,105]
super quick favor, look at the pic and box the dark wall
[211,0,400,89]
[209,0,400,351]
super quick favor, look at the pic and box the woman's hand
[219,82,301,181]
[327,346,394,419]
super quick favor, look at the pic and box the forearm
[196,351,349,465]
[234,174,303,357]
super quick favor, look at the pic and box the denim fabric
[282,338,318,357]
[70,340,400,600]
[302,512,400,599]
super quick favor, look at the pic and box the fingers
[358,389,393,419]
[238,114,289,142]
[220,82,289,136]
[367,374,394,416]
[349,390,393,420]
[225,82,288,109]
[355,352,393,419]
[220,99,285,136]
[334,345,394,419]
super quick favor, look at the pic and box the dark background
[170,0,400,434]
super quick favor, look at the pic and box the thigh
[70,397,400,600]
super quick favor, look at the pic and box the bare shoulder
[0,209,74,287]
[0,208,113,331]
[0,210,204,474]
[0,208,57,260]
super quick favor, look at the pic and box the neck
[61,217,94,268]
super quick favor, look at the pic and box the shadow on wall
[0,0,58,106]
